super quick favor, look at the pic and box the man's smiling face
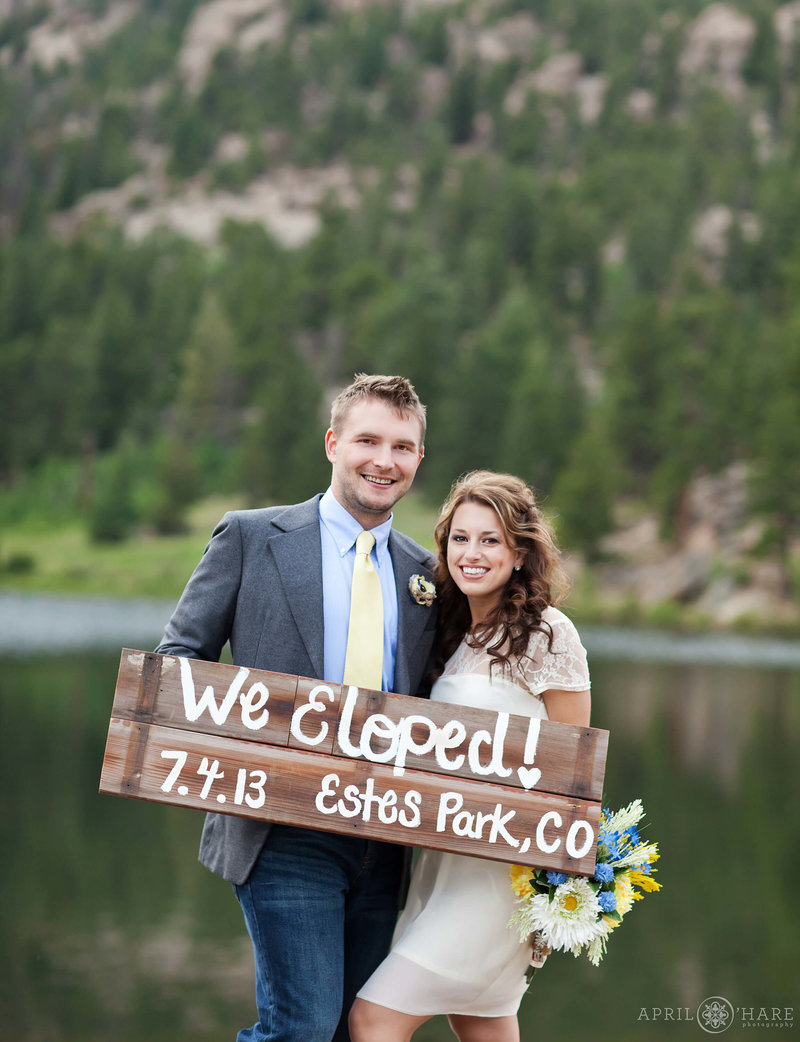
[325,397,424,529]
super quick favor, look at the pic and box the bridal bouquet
[508,799,661,968]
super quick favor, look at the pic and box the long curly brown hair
[432,470,569,678]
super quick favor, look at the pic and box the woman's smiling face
[446,500,523,622]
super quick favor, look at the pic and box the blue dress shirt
[319,488,398,691]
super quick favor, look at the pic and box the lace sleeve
[519,607,590,696]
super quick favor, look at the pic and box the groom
[156,374,437,1042]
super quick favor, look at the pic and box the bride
[349,470,591,1042]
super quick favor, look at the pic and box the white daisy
[518,878,606,952]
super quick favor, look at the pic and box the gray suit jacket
[156,495,438,884]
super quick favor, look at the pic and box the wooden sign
[100,650,608,874]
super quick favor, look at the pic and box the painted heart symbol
[517,765,541,789]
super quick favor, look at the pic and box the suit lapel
[266,499,433,691]
[390,531,435,695]
[268,498,325,679]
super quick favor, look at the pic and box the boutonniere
[409,574,436,607]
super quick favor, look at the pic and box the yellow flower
[613,871,638,917]
[628,868,662,893]
[510,864,535,898]
[625,845,661,893]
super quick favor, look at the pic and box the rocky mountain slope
[2,0,799,632]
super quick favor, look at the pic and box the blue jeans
[234,825,405,1042]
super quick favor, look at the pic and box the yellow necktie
[343,530,384,690]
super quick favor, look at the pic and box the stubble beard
[342,473,406,525]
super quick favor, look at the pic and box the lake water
[1,595,797,1041]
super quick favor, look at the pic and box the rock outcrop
[587,463,798,629]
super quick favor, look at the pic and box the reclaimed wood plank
[334,686,607,800]
[100,650,607,871]
[100,718,600,874]
[110,650,298,746]
[107,651,607,800]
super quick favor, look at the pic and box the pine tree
[551,417,620,560]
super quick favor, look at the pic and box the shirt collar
[319,487,393,557]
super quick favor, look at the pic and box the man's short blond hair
[329,374,427,447]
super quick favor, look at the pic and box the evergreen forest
[1,0,799,592]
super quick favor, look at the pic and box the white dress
[357,606,591,1018]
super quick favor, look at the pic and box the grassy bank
[0,494,440,601]
[2,493,798,638]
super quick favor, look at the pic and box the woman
[350,470,591,1042]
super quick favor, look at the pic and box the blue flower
[594,863,615,884]
[546,871,568,886]
[625,826,641,847]
[600,830,621,859]
[598,891,617,913]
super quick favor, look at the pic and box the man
[156,374,437,1042]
